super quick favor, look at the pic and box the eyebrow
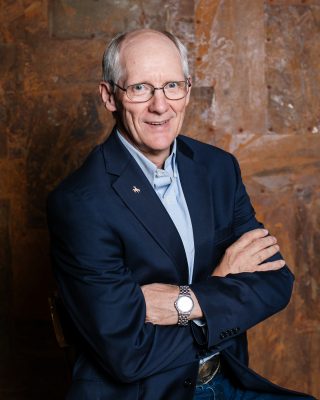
[126,79,186,87]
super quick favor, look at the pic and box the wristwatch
[174,286,194,326]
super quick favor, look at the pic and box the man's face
[106,32,191,165]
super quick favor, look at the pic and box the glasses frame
[109,79,191,103]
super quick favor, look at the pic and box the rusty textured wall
[0,0,319,398]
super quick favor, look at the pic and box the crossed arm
[142,228,286,325]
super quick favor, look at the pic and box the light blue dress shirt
[117,131,195,283]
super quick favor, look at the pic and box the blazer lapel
[102,131,189,283]
[177,138,215,282]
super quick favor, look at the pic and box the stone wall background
[0,0,319,398]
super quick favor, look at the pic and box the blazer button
[184,378,192,387]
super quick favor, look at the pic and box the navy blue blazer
[47,129,310,399]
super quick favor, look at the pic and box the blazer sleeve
[190,155,295,350]
[47,188,200,383]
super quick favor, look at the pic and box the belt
[197,354,221,385]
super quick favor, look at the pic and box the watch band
[179,285,191,296]
[178,311,189,326]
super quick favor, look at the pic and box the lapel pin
[132,186,141,194]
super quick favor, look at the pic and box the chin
[148,137,175,151]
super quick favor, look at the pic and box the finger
[258,259,286,271]
[232,228,269,251]
[248,235,277,256]
[254,244,280,265]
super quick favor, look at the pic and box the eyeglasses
[110,79,191,103]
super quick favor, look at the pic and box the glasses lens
[127,83,153,101]
[164,81,188,100]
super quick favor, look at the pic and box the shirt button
[156,169,165,177]
[184,378,192,387]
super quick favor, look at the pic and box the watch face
[177,296,193,313]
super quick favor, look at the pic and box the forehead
[119,32,184,83]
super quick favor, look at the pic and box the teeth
[149,121,167,125]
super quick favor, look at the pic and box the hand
[213,228,285,277]
[141,283,202,325]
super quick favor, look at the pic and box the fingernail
[263,229,268,235]
[280,260,285,266]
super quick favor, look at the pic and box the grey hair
[102,29,190,84]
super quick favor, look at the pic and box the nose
[148,89,169,114]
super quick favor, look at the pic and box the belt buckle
[197,356,220,385]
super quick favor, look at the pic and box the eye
[167,82,179,89]
[131,83,148,93]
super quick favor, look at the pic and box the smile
[146,120,169,126]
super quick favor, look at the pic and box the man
[47,29,314,399]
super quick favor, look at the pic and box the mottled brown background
[0,0,319,399]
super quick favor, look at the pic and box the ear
[185,76,192,106]
[99,81,117,112]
